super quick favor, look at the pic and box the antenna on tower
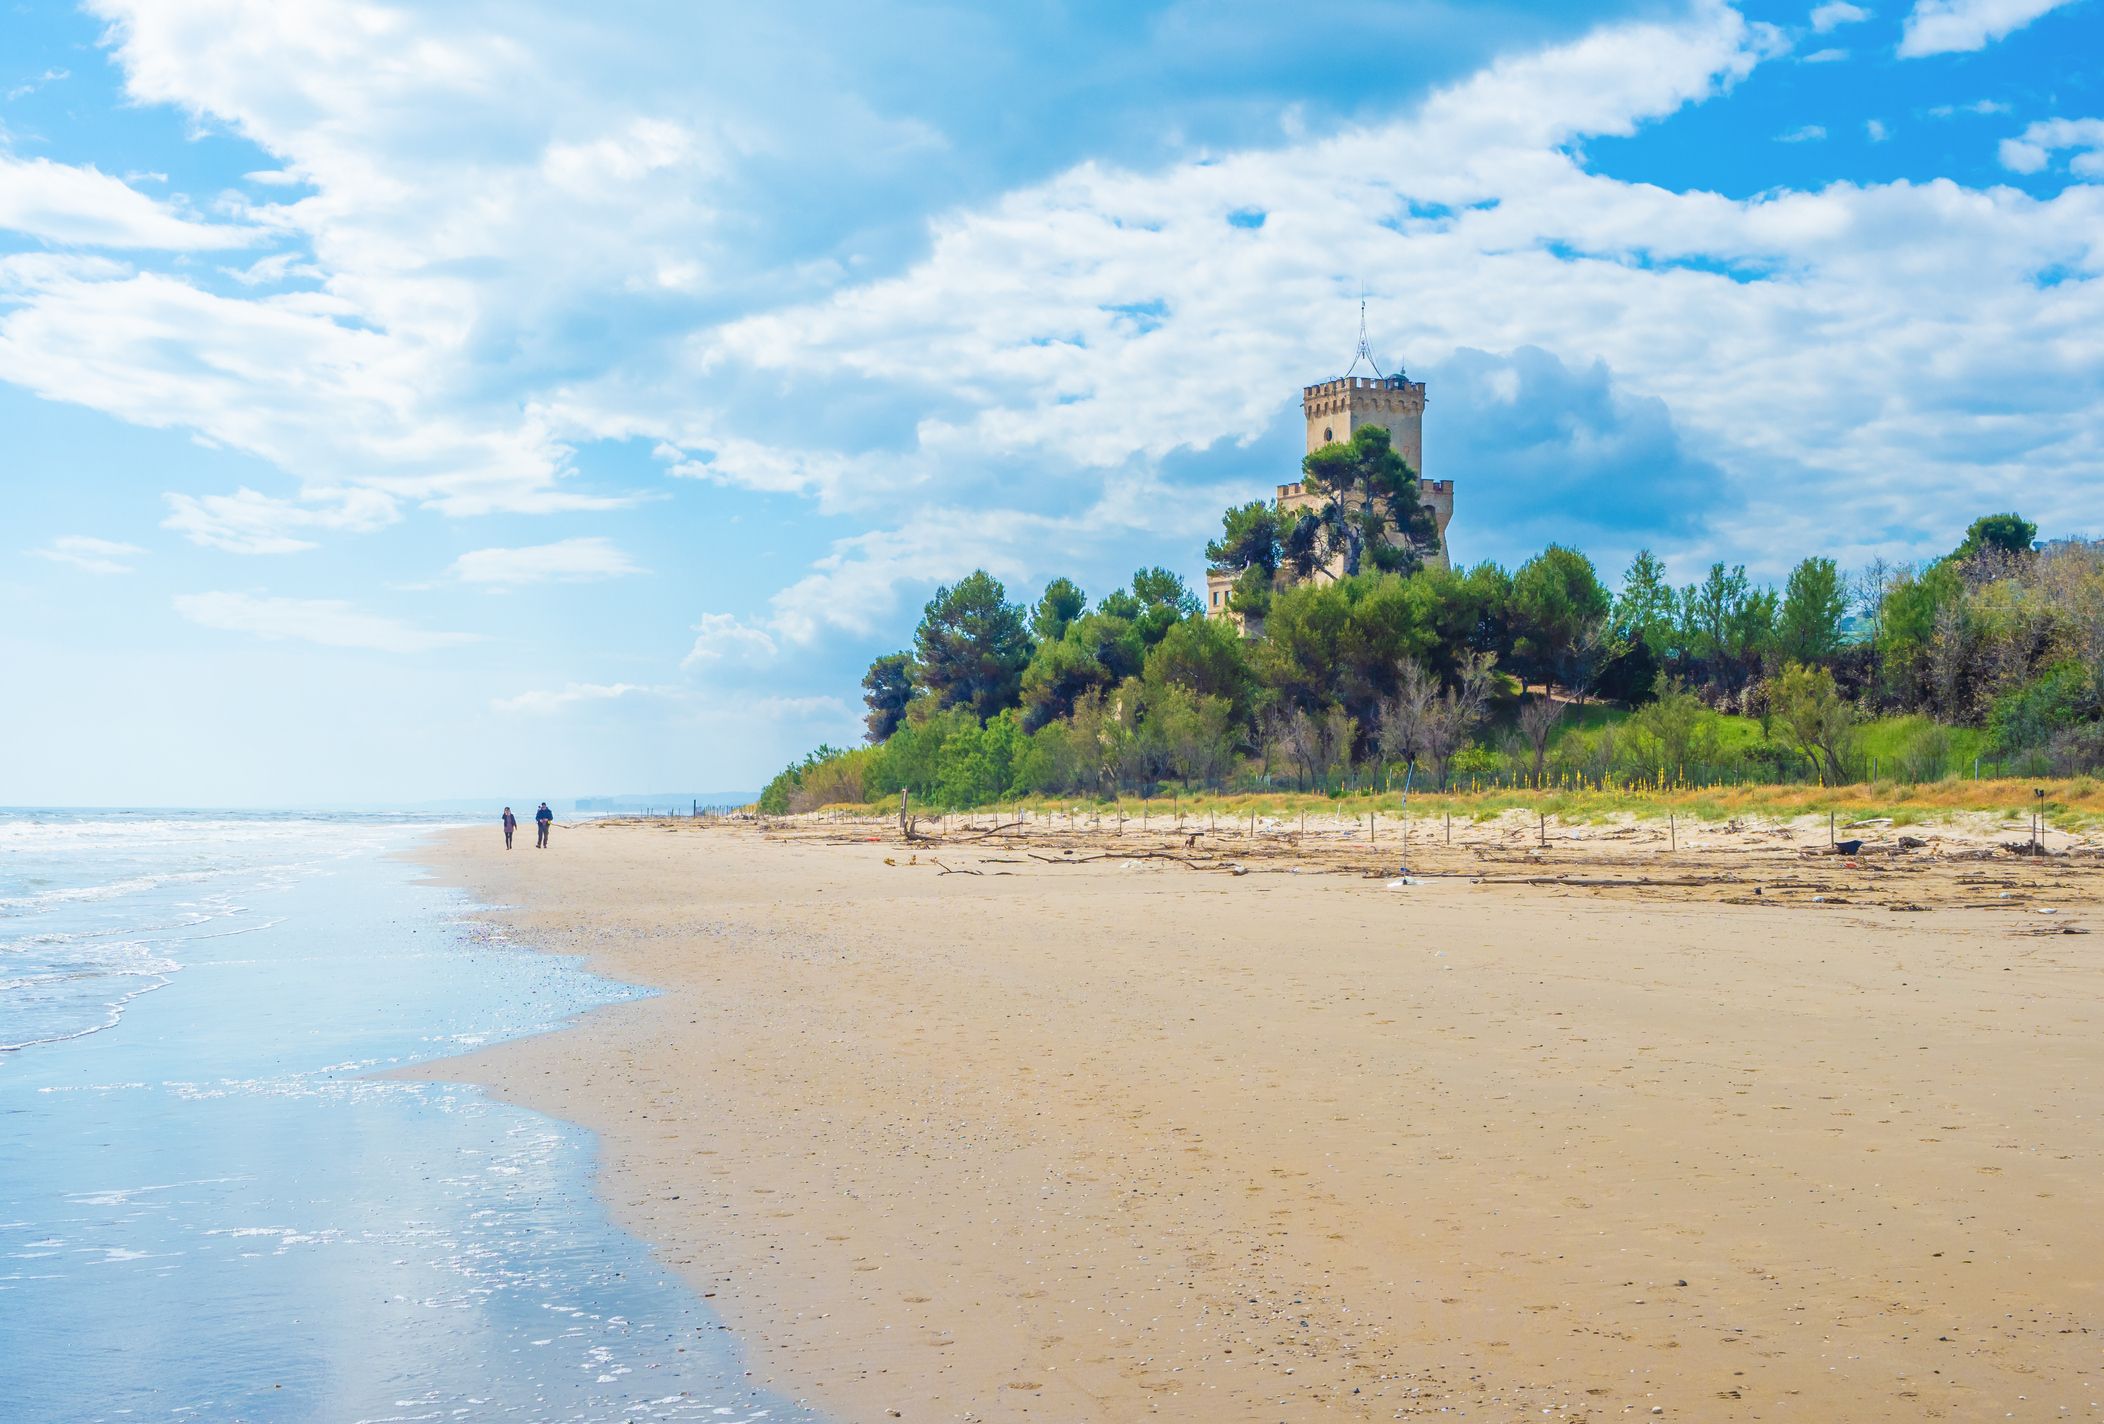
[1344,297,1383,379]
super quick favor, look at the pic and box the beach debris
[1832,839,1863,856]
[1385,878,1424,889]
[930,858,981,876]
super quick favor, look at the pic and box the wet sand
[410,816,2104,1421]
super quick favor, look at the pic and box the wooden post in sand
[1368,812,1375,844]
[1670,813,1677,853]
[1539,812,1547,849]
[1445,811,1451,846]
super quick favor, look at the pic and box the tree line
[762,493,2100,813]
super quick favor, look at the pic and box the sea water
[0,810,819,1424]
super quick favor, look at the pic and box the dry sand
[407,814,2104,1421]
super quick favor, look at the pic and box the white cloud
[1801,47,1850,61]
[162,486,398,554]
[174,591,476,652]
[449,536,642,587]
[2,0,2101,662]
[1898,0,2080,56]
[683,612,779,667]
[1928,99,2012,117]
[1999,118,2104,179]
[1810,1,1871,31]
[0,153,255,248]
[1867,118,1892,141]
[492,681,665,714]
[32,535,145,575]
[1778,123,1829,141]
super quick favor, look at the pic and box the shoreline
[405,816,2104,1421]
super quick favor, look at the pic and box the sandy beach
[410,814,2104,1421]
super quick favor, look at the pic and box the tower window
[1323,426,1333,442]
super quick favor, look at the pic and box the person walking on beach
[502,806,517,850]
[535,802,553,849]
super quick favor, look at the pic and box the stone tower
[1203,325,1456,626]
[1291,370,1452,567]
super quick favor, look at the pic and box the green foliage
[860,652,915,744]
[1680,562,1775,690]
[914,571,1034,720]
[1511,545,1610,692]
[1206,501,1282,579]
[1031,578,1087,643]
[1613,549,1676,659]
[1298,424,1436,576]
[758,744,859,814]
[1625,675,1714,780]
[1957,512,2037,561]
[1143,614,1255,724]
[764,514,2104,809]
[1989,662,2097,755]
[1778,557,1846,664]
[1019,636,1112,731]
[1769,662,1857,783]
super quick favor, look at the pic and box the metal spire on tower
[1344,298,1383,379]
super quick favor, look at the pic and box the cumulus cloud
[173,591,476,652]
[683,612,780,667]
[2000,118,2104,179]
[32,535,146,575]
[162,486,399,554]
[492,681,666,714]
[1898,0,2081,56]
[449,536,642,587]
[0,153,256,248]
[2,0,2100,664]
[1810,1,1871,31]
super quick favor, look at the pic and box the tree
[1144,615,1255,724]
[1270,704,1354,789]
[1031,578,1086,644]
[860,653,916,743]
[913,571,1034,720]
[1018,637,1111,731]
[1778,556,1846,665]
[1207,501,1283,581]
[1957,512,2037,562]
[1681,562,1773,692]
[1770,661,1856,784]
[1101,567,1199,648]
[1518,694,1563,784]
[1511,545,1611,694]
[1613,549,1678,663]
[1627,674,1706,780]
[1298,424,1438,577]
[1850,556,1900,655]
[1145,683,1237,788]
[1379,653,1494,789]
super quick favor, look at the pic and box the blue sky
[3,0,2100,806]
